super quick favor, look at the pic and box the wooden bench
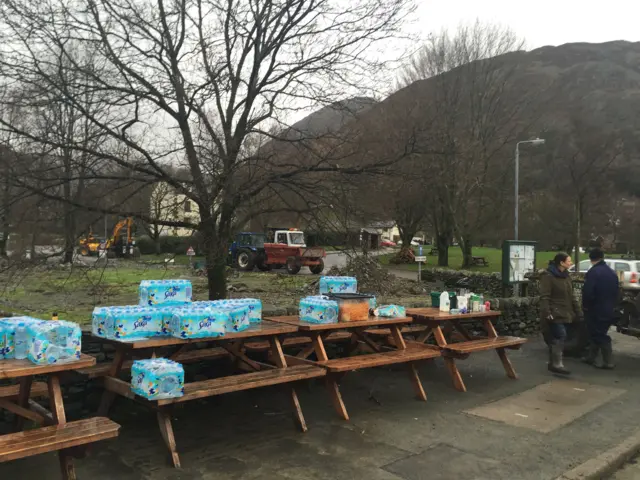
[442,336,526,355]
[0,417,120,463]
[156,364,327,405]
[0,382,49,401]
[316,343,441,373]
[471,256,488,266]
[76,347,229,378]
[428,247,439,256]
[364,325,427,337]
[244,331,352,351]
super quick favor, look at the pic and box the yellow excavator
[78,217,138,258]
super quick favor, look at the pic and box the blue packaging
[0,320,11,359]
[169,307,226,339]
[104,306,164,341]
[319,276,358,295]
[374,305,406,318]
[139,279,192,307]
[26,320,82,365]
[193,299,262,324]
[91,307,110,338]
[299,297,339,324]
[214,304,251,333]
[131,358,184,400]
[1,317,44,359]
[92,306,139,338]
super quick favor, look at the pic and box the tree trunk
[398,228,416,259]
[460,233,473,269]
[63,203,75,264]
[437,232,450,267]
[0,175,10,258]
[201,221,228,300]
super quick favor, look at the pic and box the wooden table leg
[310,333,350,421]
[497,348,518,379]
[389,325,407,350]
[407,362,427,401]
[157,407,180,468]
[269,337,308,432]
[443,356,466,392]
[98,349,127,416]
[416,327,433,343]
[326,374,349,421]
[13,376,33,431]
[431,323,467,393]
[48,374,77,480]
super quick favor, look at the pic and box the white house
[149,183,199,237]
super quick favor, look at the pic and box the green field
[380,247,563,273]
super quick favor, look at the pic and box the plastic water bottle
[439,292,451,313]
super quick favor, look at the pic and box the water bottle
[159,376,179,396]
[14,323,30,360]
[439,292,450,313]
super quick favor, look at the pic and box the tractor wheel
[79,247,90,257]
[236,250,256,271]
[286,257,302,275]
[309,259,325,275]
[256,255,272,271]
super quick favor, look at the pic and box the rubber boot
[599,342,615,370]
[582,344,600,367]
[548,343,571,375]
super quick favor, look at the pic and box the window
[614,262,631,272]
[276,233,287,244]
[289,232,305,245]
[184,200,191,213]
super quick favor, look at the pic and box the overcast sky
[413,0,640,48]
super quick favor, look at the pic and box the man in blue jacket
[582,248,620,369]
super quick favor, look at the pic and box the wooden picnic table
[265,316,441,421]
[406,308,526,393]
[92,320,327,468]
[471,256,489,266]
[0,354,120,480]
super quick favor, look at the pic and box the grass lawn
[380,247,559,273]
[0,261,317,326]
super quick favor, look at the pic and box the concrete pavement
[3,332,640,479]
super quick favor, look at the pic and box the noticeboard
[502,240,537,285]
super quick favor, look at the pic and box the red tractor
[229,229,326,274]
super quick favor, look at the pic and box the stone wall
[489,297,541,337]
[420,268,505,298]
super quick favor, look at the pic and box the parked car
[569,258,639,289]
[380,239,396,247]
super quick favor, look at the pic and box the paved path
[3,331,640,479]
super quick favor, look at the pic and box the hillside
[280,96,378,141]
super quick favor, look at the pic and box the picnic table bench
[266,316,441,421]
[0,355,120,479]
[428,247,439,256]
[91,320,326,468]
[406,308,526,392]
[471,256,489,266]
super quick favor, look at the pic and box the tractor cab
[267,228,307,247]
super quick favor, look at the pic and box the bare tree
[0,0,415,298]
[546,118,623,269]
[399,21,531,268]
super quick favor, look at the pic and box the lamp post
[514,138,545,240]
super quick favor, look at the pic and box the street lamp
[514,138,545,240]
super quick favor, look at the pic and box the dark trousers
[586,314,613,346]
[549,323,567,344]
